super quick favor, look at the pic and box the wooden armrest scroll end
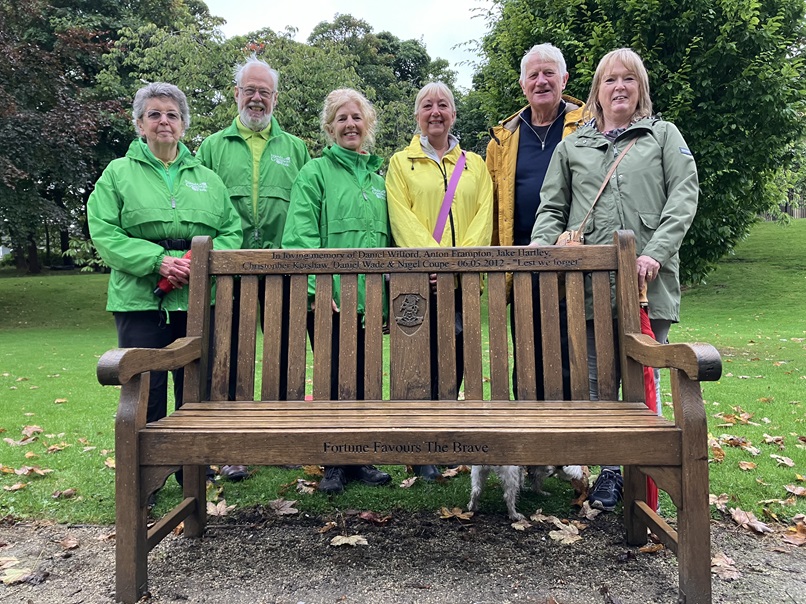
[624,333,722,382]
[97,337,203,385]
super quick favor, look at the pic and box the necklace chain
[520,109,564,151]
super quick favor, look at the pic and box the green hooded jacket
[532,118,699,321]
[281,145,389,314]
[196,116,310,249]
[87,139,242,312]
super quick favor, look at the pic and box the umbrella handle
[639,283,649,306]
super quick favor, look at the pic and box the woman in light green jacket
[87,82,241,425]
[531,49,699,512]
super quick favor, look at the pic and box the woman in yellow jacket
[386,81,493,481]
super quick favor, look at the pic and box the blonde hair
[320,88,378,150]
[585,48,653,126]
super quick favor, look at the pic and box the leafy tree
[0,0,212,273]
[475,0,806,283]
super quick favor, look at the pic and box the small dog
[468,465,586,521]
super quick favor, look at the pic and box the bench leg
[182,465,207,538]
[623,465,648,546]
[674,372,712,604]
[115,376,150,603]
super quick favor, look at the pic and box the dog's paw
[467,499,479,512]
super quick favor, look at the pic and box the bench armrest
[97,337,203,386]
[623,333,722,382]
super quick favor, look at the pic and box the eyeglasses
[145,110,182,123]
[238,87,276,99]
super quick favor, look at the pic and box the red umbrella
[639,285,659,511]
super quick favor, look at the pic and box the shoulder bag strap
[575,137,638,237]
[433,151,466,243]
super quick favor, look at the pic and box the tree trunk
[26,234,41,274]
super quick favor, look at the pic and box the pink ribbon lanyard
[433,151,466,243]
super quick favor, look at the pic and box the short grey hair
[234,54,279,89]
[132,82,190,132]
[519,43,567,81]
[320,88,378,150]
[414,82,456,118]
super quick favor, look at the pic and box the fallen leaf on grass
[440,465,469,478]
[439,507,473,520]
[709,493,730,513]
[318,521,337,534]
[738,461,757,471]
[104,457,115,469]
[763,434,785,449]
[785,485,806,497]
[53,398,68,404]
[51,488,77,499]
[398,476,417,489]
[59,536,79,550]
[711,552,741,580]
[639,543,665,554]
[3,436,36,447]
[46,443,70,454]
[302,465,323,477]
[359,511,391,525]
[511,519,531,531]
[708,438,725,463]
[330,534,368,547]
[549,518,581,544]
[3,483,27,492]
[22,426,42,438]
[730,507,774,534]
[206,500,235,517]
[269,498,298,516]
[771,454,795,467]
[14,466,53,477]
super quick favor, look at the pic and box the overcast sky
[203,0,495,90]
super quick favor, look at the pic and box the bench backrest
[182,231,645,405]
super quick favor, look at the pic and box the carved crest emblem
[392,293,426,335]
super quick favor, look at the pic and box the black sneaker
[348,465,391,487]
[588,469,624,511]
[318,466,348,494]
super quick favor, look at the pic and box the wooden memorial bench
[98,230,721,604]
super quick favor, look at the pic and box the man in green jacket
[197,55,310,481]
[486,43,584,401]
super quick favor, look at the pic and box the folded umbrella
[639,285,659,511]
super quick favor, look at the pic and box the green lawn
[1,220,804,524]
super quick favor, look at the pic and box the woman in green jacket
[87,82,241,426]
[281,88,391,495]
[531,49,699,512]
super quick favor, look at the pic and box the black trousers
[114,310,190,423]
[510,274,571,400]
[307,310,365,400]
[429,289,464,400]
[228,276,290,400]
